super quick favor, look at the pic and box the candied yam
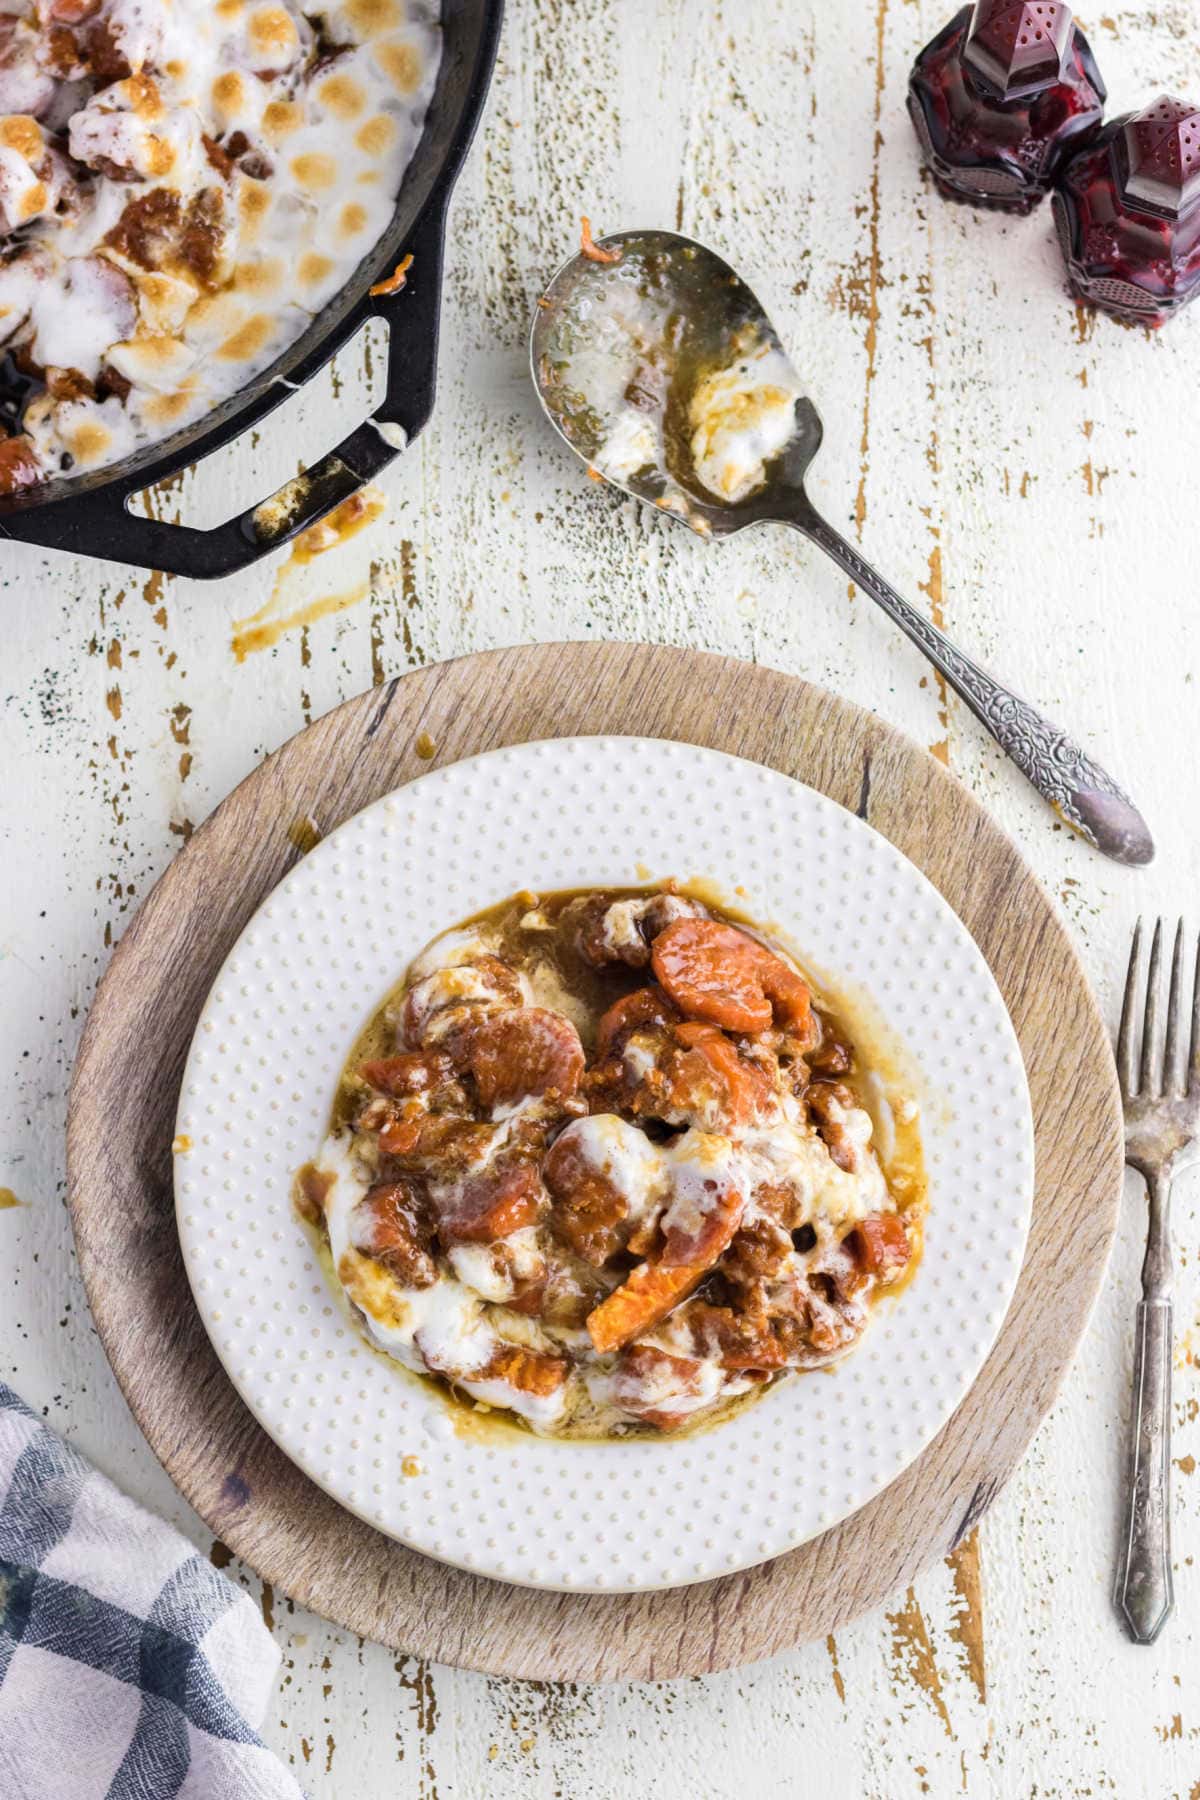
[723,1216,793,1282]
[669,1021,773,1127]
[574,894,652,968]
[612,1343,708,1431]
[595,985,677,1059]
[748,1180,807,1233]
[349,1181,436,1288]
[402,955,523,1048]
[652,918,773,1032]
[0,433,41,493]
[659,1178,743,1266]
[577,892,705,969]
[466,1007,584,1109]
[594,1016,773,1135]
[804,1283,867,1357]
[544,1114,664,1266]
[478,1342,568,1398]
[754,957,814,1037]
[810,1030,853,1076]
[574,894,637,968]
[293,1161,333,1227]
[377,1114,492,1168]
[848,1212,910,1283]
[450,1236,548,1310]
[652,917,813,1037]
[807,1081,859,1173]
[681,1300,796,1372]
[359,1050,452,1096]
[433,1160,543,1245]
[376,1115,423,1156]
[587,1260,707,1352]
[544,1130,630,1266]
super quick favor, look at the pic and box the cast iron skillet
[0,0,503,578]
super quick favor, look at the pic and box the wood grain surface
[65,640,1122,1683]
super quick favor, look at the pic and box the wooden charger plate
[67,642,1122,1681]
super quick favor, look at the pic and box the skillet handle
[0,201,449,581]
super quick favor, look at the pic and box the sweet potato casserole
[0,0,440,491]
[297,885,927,1439]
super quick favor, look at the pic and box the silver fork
[1114,919,1200,1643]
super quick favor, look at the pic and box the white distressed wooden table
[3,2,1198,1793]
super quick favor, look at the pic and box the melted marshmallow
[0,0,441,486]
[317,1132,568,1430]
[688,342,804,504]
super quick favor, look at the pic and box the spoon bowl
[531,229,822,537]
[530,226,1153,866]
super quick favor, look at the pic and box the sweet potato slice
[348,1181,436,1288]
[402,956,523,1048]
[755,957,814,1036]
[359,1051,453,1097]
[670,1021,772,1128]
[433,1160,543,1245]
[612,1344,708,1431]
[658,1178,743,1266]
[587,1183,741,1353]
[595,985,678,1059]
[847,1212,910,1282]
[466,1008,585,1108]
[586,1260,709,1354]
[544,1128,631,1266]
[478,1342,569,1398]
[652,918,814,1038]
[652,919,772,1031]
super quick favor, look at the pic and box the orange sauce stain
[232,580,370,660]
[0,1187,23,1209]
[233,485,387,659]
[289,487,386,564]
[232,487,386,660]
[826,1633,846,1703]
[288,815,323,854]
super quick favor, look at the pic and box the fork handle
[1115,1295,1174,1643]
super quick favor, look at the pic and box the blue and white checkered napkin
[0,1383,305,1800]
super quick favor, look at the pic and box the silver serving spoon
[530,227,1154,866]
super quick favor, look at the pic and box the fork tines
[1118,919,1200,1100]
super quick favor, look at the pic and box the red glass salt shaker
[908,1,1106,213]
[1053,97,1200,325]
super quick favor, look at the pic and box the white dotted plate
[174,738,1033,1595]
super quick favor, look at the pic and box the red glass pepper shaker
[1053,97,1200,325]
[908,0,1106,213]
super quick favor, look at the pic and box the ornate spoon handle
[789,509,1154,866]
